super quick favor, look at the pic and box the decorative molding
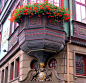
[18,68,66,83]
[73,24,77,35]
[29,16,41,26]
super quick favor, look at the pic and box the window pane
[78,56,81,61]
[78,68,81,74]
[49,59,57,69]
[82,69,85,74]
[82,63,85,68]
[48,0,59,6]
[76,0,80,2]
[76,4,81,21]
[82,57,84,62]
[78,62,81,67]
[81,6,86,23]
[37,0,43,3]
[81,0,85,4]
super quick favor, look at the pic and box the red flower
[50,16,53,17]
[42,13,45,15]
[38,15,41,17]
[49,20,51,22]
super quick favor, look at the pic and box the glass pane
[81,0,85,4]
[82,57,84,62]
[76,4,81,22]
[12,22,14,33]
[78,62,81,67]
[78,68,81,74]
[76,62,77,67]
[81,6,86,23]
[82,69,85,74]
[76,0,80,2]
[82,63,85,68]
[55,63,57,66]
[55,0,59,3]
[50,64,52,66]
[78,56,81,61]
[35,65,37,67]
[76,68,78,73]
[37,0,43,3]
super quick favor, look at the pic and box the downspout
[67,0,71,83]
[67,42,70,83]
[68,0,71,40]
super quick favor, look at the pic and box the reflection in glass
[76,4,81,22]
[82,63,85,68]
[78,62,81,67]
[78,56,81,61]
[82,69,85,74]
[82,57,84,62]
[81,0,85,4]
[81,6,86,23]
[76,0,80,2]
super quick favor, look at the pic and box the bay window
[75,0,86,23]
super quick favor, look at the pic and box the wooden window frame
[75,53,86,76]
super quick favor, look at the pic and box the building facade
[0,0,86,83]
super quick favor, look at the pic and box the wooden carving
[30,16,41,25]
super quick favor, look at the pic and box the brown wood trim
[72,0,76,20]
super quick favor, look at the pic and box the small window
[76,54,86,76]
[17,58,19,77]
[75,0,86,23]
[31,60,39,69]
[10,62,14,80]
[49,59,57,69]
[2,70,4,83]
[6,67,8,83]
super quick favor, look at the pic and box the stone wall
[69,44,86,83]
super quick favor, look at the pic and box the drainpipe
[67,42,70,83]
[68,0,71,40]
[67,0,71,83]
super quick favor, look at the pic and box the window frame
[75,53,86,76]
[31,60,39,69]
[75,0,86,23]
[49,58,57,69]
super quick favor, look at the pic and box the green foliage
[10,1,71,22]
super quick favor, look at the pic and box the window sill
[75,75,86,78]
[9,77,19,83]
